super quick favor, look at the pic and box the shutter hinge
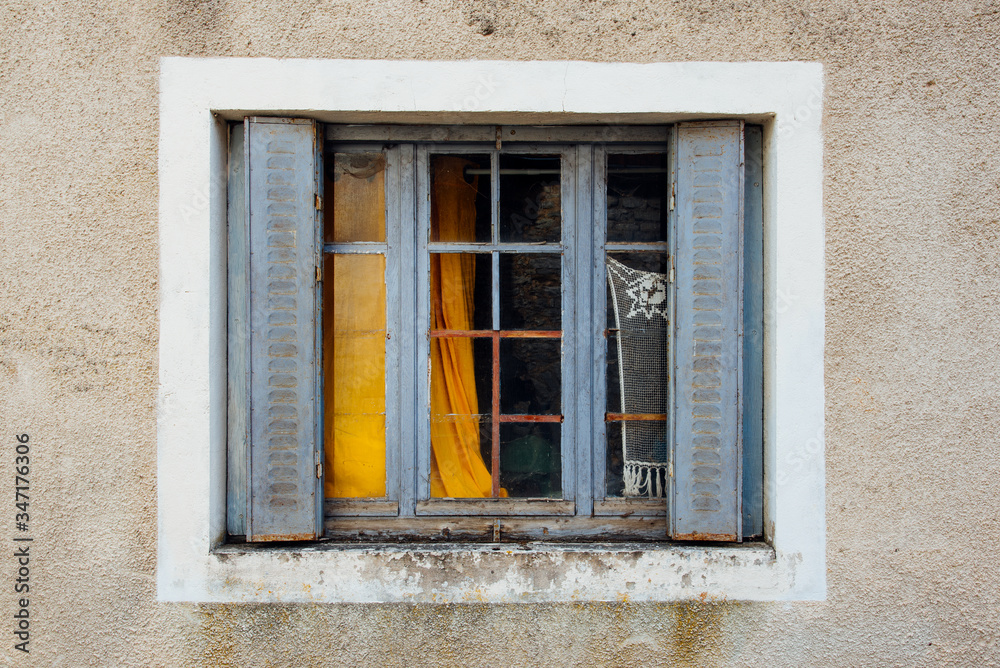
[668,460,674,478]
[315,450,323,479]
[669,182,675,211]
[316,265,322,282]
[315,194,323,210]
[668,255,674,284]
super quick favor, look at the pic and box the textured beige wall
[1,0,999,665]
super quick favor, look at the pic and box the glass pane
[430,334,493,499]
[323,254,386,498]
[325,152,386,243]
[500,423,561,498]
[609,419,668,498]
[430,414,493,498]
[607,153,668,243]
[499,154,561,243]
[430,154,491,243]
[500,338,561,415]
[606,421,624,497]
[430,253,491,332]
[499,253,561,330]
[606,331,623,413]
[431,337,493,423]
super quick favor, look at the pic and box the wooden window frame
[229,123,764,543]
[159,58,825,603]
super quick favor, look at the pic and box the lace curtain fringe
[623,462,667,498]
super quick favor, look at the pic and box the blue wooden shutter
[242,117,324,541]
[670,121,744,541]
[227,122,250,536]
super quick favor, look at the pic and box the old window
[226,120,763,544]
[160,58,825,603]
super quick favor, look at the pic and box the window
[158,58,824,602]
[225,120,763,544]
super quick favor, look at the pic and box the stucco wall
[1,0,998,665]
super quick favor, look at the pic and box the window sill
[193,540,798,603]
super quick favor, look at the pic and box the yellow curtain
[429,157,493,498]
[323,154,493,499]
[324,156,387,498]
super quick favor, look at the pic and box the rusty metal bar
[498,414,563,423]
[605,412,668,421]
[430,329,562,338]
[495,330,562,338]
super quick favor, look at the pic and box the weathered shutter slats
[245,117,323,541]
[670,121,744,542]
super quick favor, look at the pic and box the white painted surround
[157,58,824,602]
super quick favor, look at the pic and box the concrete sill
[180,541,797,604]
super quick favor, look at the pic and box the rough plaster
[1,0,999,665]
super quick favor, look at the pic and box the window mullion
[490,148,501,498]
[589,143,607,509]
[569,143,591,515]
[411,144,431,511]
[384,144,403,513]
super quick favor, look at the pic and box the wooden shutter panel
[670,121,744,541]
[243,117,324,541]
[227,122,250,536]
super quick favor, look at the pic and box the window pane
[430,253,491,331]
[430,335,493,499]
[500,423,561,498]
[605,252,669,499]
[430,414,493,499]
[430,337,493,425]
[606,421,624,497]
[607,153,668,243]
[500,338,561,415]
[499,154,561,243]
[499,253,561,330]
[323,254,386,498]
[605,420,667,498]
[430,154,491,243]
[325,152,386,243]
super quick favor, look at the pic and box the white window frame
[158,58,825,602]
